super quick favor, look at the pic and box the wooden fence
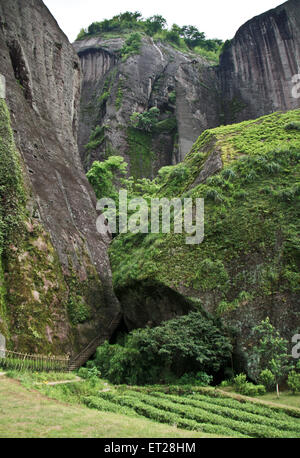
[0,349,69,372]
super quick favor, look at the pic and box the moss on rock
[0,99,110,355]
[126,127,154,179]
[109,109,300,344]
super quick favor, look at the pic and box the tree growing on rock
[130,107,160,132]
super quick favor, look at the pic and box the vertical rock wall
[0,0,120,354]
[219,0,300,123]
[75,0,300,172]
[74,36,220,175]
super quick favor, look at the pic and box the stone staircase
[68,313,122,371]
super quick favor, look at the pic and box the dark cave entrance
[109,315,129,345]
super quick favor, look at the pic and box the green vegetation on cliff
[126,127,155,179]
[0,100,107,354]
[0,99,69,351]
[120,32,142,61]
[0,100,26,245]
[76,12,223,63]
[109,109,300,337]
[87,155,127,201]
[0,99,26,338]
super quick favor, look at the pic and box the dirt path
[34,376,83,386]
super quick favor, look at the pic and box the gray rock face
[74,35,220,175]
[75,0,300,175]
[219,0,300,123]
[175,63,220,162]
[0,0,120,354]
[191,149,223,188]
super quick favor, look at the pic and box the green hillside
[109,109,300,343]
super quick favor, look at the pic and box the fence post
[0,349,69,372]
[0,75,6,99]
[0,333,5,359]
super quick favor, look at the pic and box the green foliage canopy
[86,155,128,201]
[250,318,292,395]
[75,12,223,61]
[94,311,233,385]
[130,107,160,132]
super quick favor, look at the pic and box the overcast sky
[43,0,285,43]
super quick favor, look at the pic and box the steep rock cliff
[219,0,300,123]
[0,0,120,354]
[74,36,220,176]
[75,0,300,178]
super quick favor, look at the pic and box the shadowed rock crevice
[115,280,194,332]
[7,39,32,105]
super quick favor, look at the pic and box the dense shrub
[94,311,233,385]
[165,28,181,45]
[287,370,300,394]
[130,107,160,132]
[144,15,167,36]
[151,392,300,433]
[233,373,247,389]
[259,369,275,391]
[79,11,143,38]
[78,366,101,380]
[284,121,300,131]
[76,12,223,60]
[168,165,190,185]
[100,390,298,438]
[83,395,140,417]
[86,155,127,201]
[219,380,232,388]
[238,383,266,396]
[189,392,300,419]
[233,373,266,396]
[120,32,142,61]
[176,371,213,386]
[99,391,247,437]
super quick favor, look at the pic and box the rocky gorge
[0,0,299,371]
